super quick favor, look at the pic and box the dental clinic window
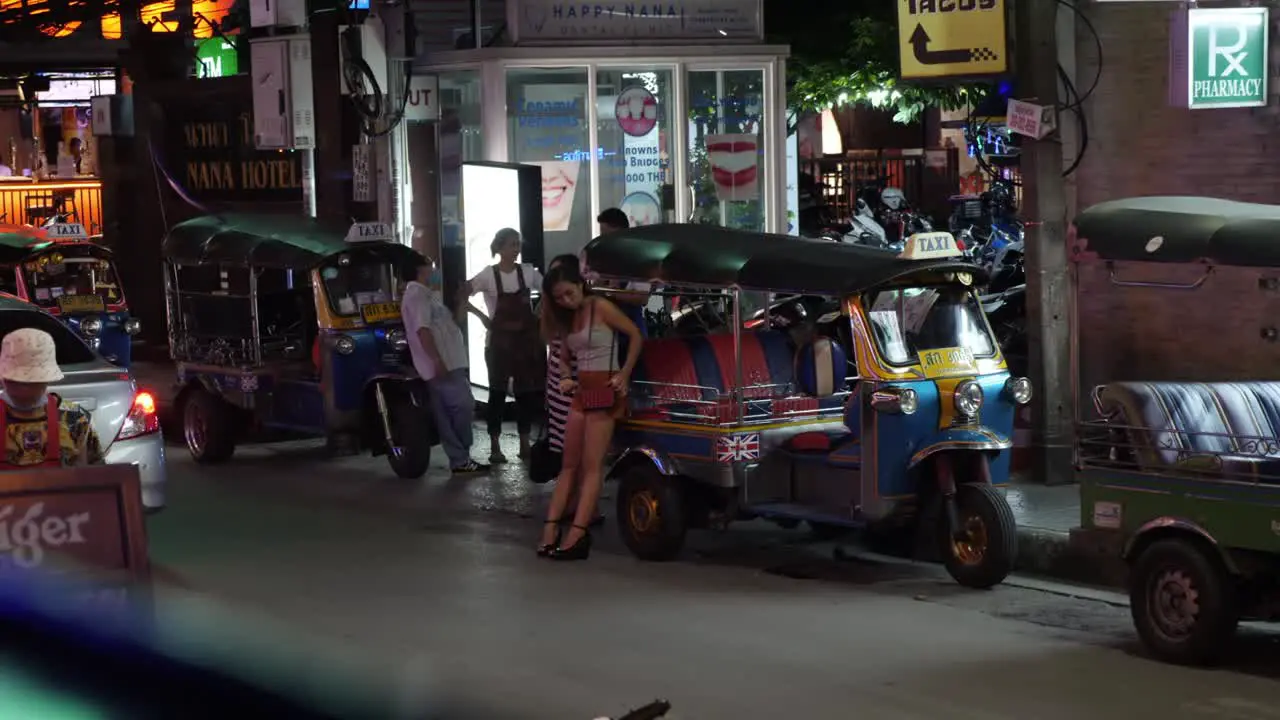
[596,68,674,227]
[507,68,591,262]
[687,70,765,231]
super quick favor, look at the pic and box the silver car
[0,296,166,510]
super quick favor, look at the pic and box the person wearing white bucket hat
[0,328,102,468]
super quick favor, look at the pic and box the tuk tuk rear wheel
[385,398,431,480]
[1130,538,1238,666]
[941,482,1017,589]
[617,466,687,561]
[184,389,236,464]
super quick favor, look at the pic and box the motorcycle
[980,283,1027,377]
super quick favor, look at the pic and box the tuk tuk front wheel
[385,397,431,480]
[1130,538,1238,666]
[940,482,1017,589]
[183,389,236,464]
[617,466,687,562]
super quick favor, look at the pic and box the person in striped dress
[545,254,579,452]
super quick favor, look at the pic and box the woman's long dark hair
[541,261,589,340]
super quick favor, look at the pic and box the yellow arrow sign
[897,0,1008,80]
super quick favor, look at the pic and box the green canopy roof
[581,224,985,294]
[162,213,419,268]
[0,224,53,263]
[1074,196,1280,267]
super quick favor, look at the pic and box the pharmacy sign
[1187,7,1269,109]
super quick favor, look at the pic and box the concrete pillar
[1016,0,1074,485]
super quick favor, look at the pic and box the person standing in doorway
[460,228,545,464]
[401,256,488,475]
[596,208,651,366]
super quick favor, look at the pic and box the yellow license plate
[57,294,105,314]
[918,347,978,378]
[360,302,401,324]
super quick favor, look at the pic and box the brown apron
[489,265,545,393]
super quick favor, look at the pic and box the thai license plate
[918,347,978,378]
[360,302,401,324]
[58,294,105,314]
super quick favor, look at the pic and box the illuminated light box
[459,161,543,391]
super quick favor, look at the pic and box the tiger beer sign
[0,466,149,605]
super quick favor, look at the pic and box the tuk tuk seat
[1096,381,1280,482]
[630,330,847,426]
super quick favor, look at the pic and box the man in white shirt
[400,255,487,475]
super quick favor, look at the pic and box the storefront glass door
[594,67,676,228]
[686,69,766,231]
[506,67,592,263]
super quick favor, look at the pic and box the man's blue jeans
[428,368,475,468]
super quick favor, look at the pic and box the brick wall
[1073,4,1280,410]
[1075,259,1280,413]
[1075,2,1280,211]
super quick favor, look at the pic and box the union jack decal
[716,433,760,462]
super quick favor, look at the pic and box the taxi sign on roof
[896,0,1008,81]
[900,232,963,261]
[47,223,88,241]
[346,222,394,243]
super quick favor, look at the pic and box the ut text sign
[896,0,1008,80]
[1186,8,1269,109]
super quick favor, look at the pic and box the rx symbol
[1209,22,1251,77]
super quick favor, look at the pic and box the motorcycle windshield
[863,286,996,368]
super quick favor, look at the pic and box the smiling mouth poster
[514,83,591,256]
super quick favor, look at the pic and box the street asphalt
[140,436,1280,720]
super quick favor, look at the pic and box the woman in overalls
[461,229,544,463]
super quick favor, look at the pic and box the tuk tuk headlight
[954,380,984,417]
[1006,376,1033,405]
[124,318,141,336]
[386,328,408,351]
[80,317,102,337]
[870,386,918,415]
[334,335,356,355]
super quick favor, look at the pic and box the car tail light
[117,391,160,441]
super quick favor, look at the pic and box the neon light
[5,0,234,40]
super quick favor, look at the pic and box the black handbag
[528,433,561,484]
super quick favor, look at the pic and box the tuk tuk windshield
[23,250,122,310]
[318,260,400,320]
[863,286,995,365]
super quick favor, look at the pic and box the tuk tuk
[584,224,1032,589]
[162,213,437,478]
[0,222,139,365]
[1071,196,1280,665]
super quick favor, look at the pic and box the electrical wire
[964,0,1100,182]
[337,10,415,138]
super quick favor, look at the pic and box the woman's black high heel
[536,520,561,557]
[549,525,591,561]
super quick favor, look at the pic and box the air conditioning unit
[249,35,315,150]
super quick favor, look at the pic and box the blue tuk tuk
[0,222,139,366]
[586,225,1031,588]
[162,213,438,478]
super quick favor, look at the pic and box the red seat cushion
[637,338,702,402]
[787,431,834,452]
[704,332,774,399]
